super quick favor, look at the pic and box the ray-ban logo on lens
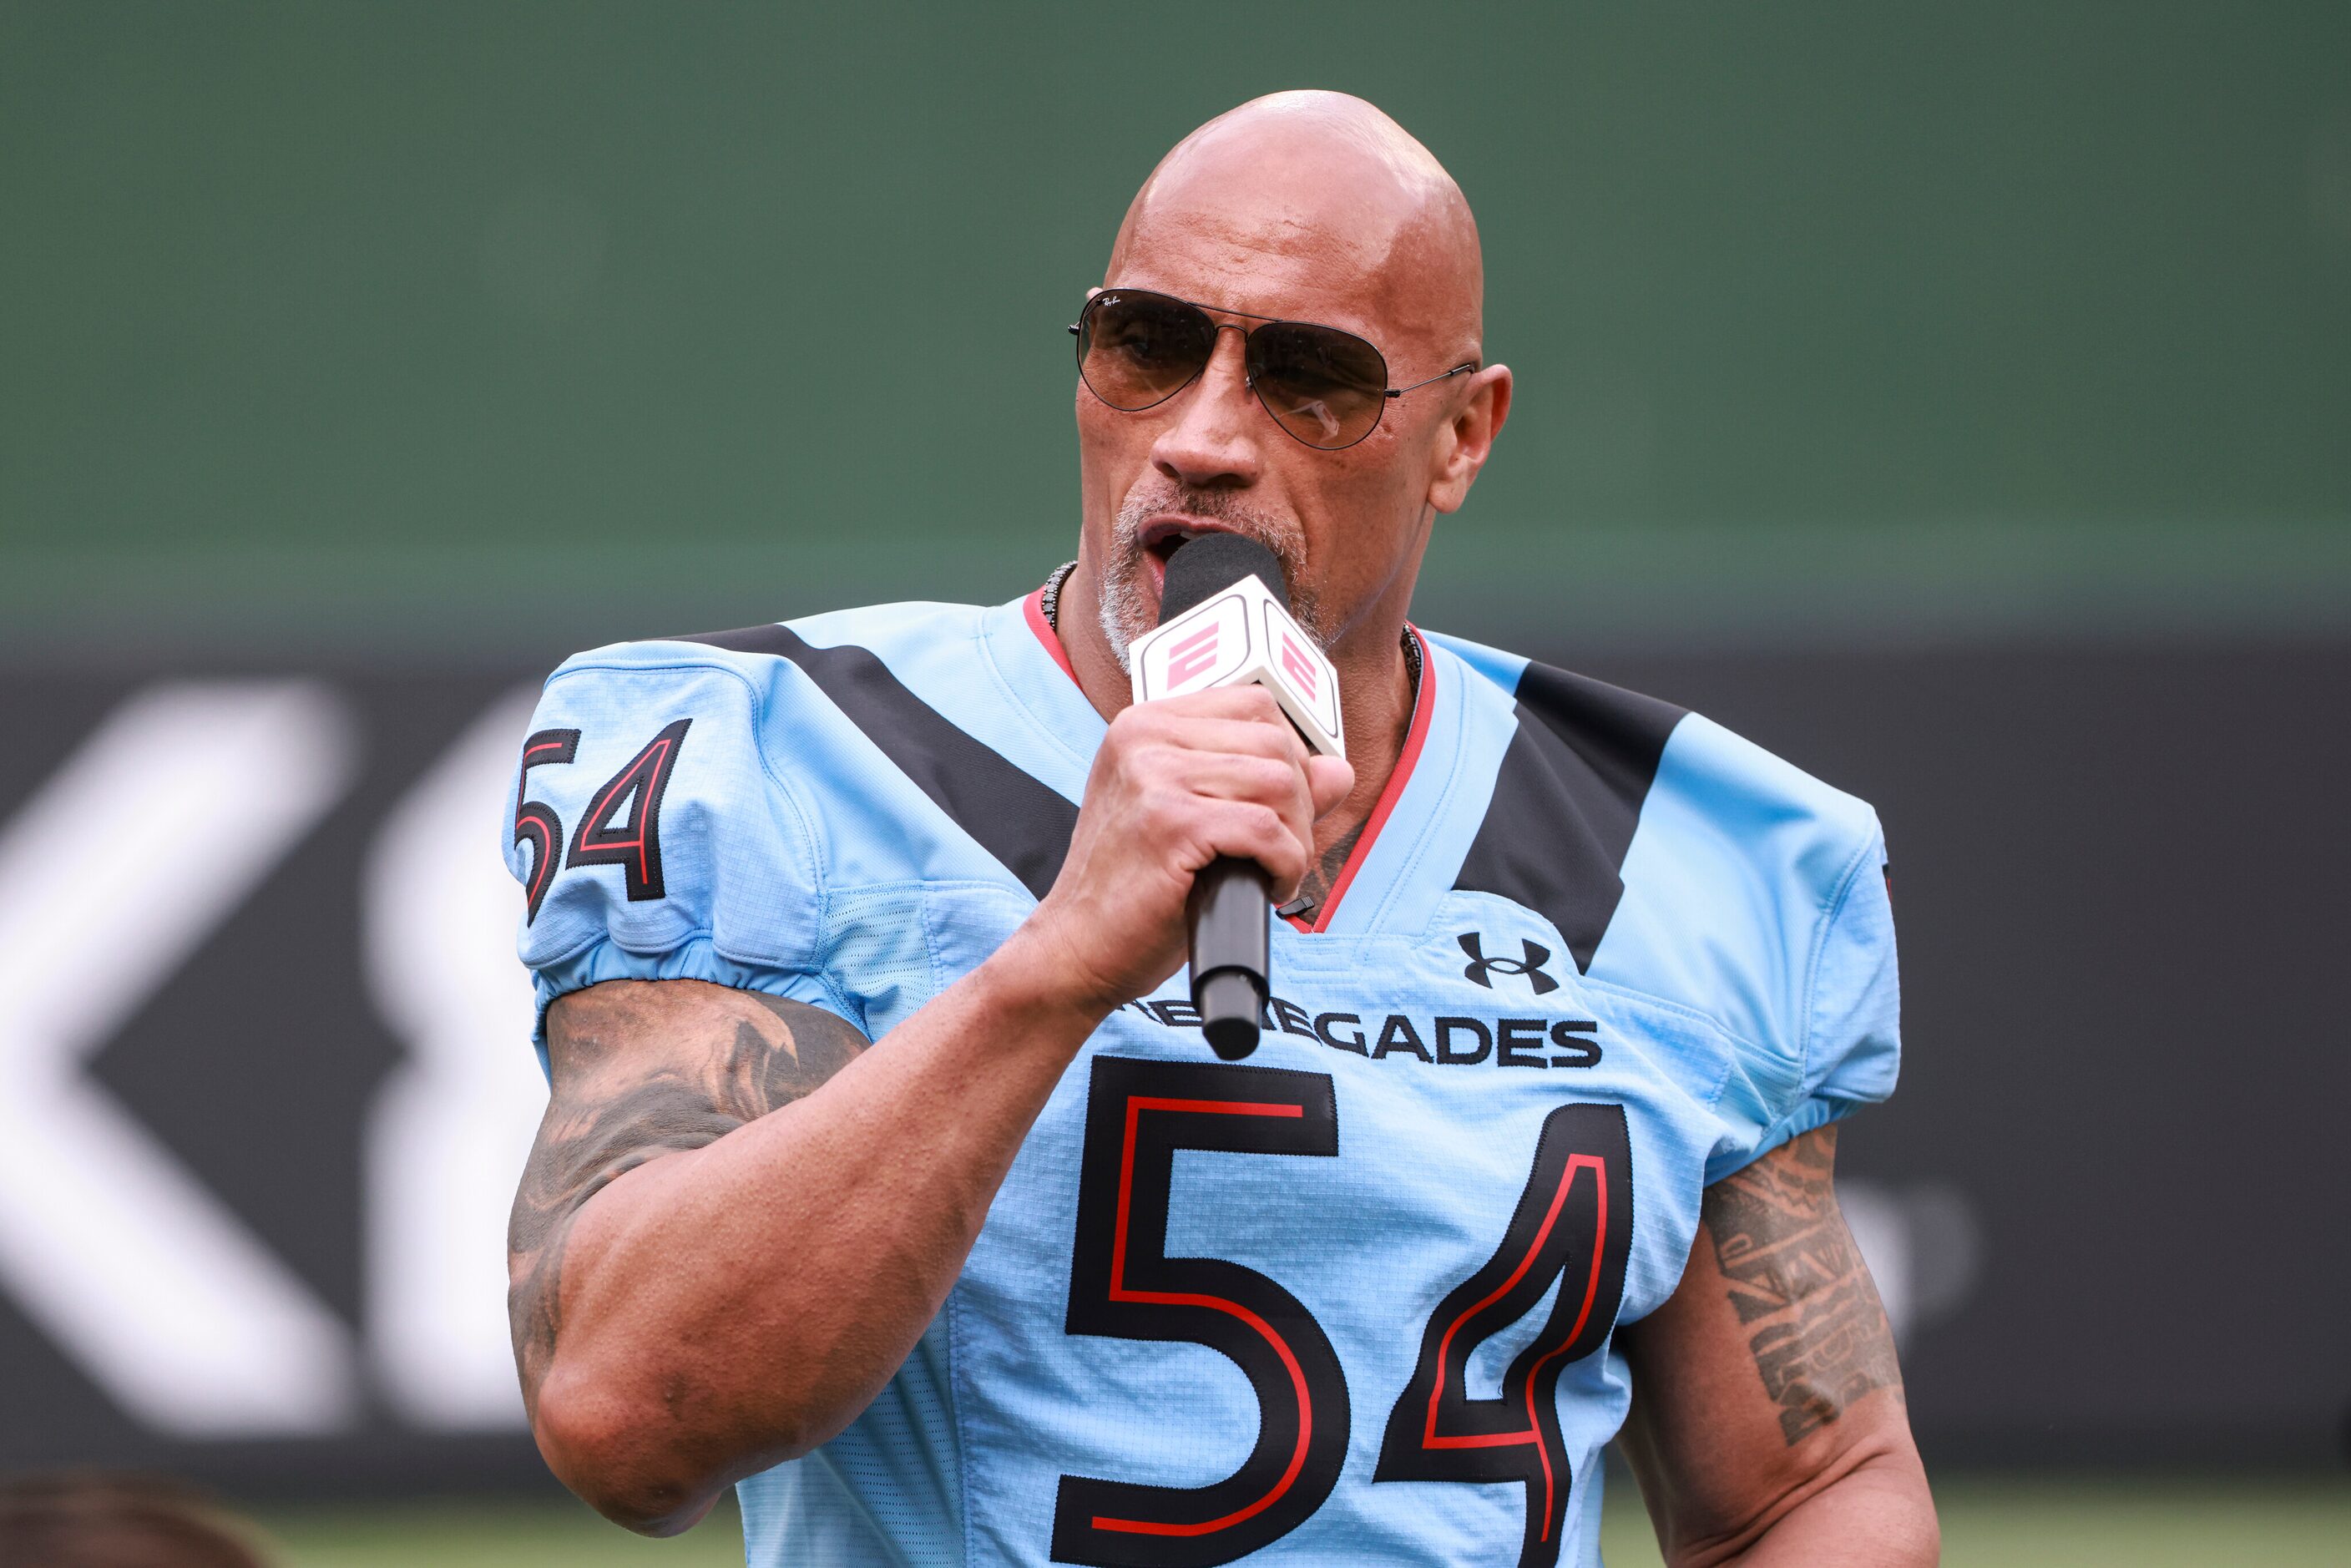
[1458,932,1558,994]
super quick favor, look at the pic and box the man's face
[1074,190,1476,669]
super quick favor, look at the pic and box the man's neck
[1051,559,1419,913]
[1287,619,1418,914]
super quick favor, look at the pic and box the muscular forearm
[1621,1128,1938,1567]
[527,935,1106,1531]
[1671,1448,1937,1567]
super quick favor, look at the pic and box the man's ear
[1426,364,1512,515]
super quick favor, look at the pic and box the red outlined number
[1055,1065,1636,1563]
[1374,1103,1635,1568]
[512,728,580,923]
[565,717,690,902]
[1054,1056,1350,1567]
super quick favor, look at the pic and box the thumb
[1307,754,1355,819]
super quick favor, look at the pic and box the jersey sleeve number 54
[1056,1055,1634,1568]
[512,720,692,923]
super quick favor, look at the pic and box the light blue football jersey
[504,588,1899,1567]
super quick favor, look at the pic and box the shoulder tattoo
[505,983,867,1411]
[1702,1125,1905,1445]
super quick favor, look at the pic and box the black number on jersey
[1374,1102,1635,1567]
[1054,1060,1636,1566]
[511,728,579,923]
[1053,1055,1349,1567]
[510,719,689,919]
[564,717,691,902]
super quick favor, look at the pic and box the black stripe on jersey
[680,624,1076,900]
[1453,663,1686,974]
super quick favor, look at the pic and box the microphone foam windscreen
[1158,533,1290,625]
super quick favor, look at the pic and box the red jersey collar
[1022,584,1081,684]
[1287,623,1436,933]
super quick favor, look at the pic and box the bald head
[1109,92,1484,367]
[1068,93,1513,700]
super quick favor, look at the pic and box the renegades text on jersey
[504,588,1899,1567]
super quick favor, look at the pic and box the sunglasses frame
[1070,287,1479,450]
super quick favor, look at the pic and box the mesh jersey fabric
[503,591,1899,1566]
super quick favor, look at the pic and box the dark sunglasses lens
[1078,291,1216,411]
[1249,322,1389,448]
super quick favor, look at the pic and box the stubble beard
[1095,485,1326,673]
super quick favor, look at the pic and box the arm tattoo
[506,984,867,1413]
[1702,1126,1904,1445]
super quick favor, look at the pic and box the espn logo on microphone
[1130,573,1345,757]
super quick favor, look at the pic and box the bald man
[502,93,1937,1565]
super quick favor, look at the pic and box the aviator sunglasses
[1071,288,1478,451]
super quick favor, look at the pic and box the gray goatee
[1095,487,1321,673]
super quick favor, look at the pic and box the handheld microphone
[1129,534,1345,1060]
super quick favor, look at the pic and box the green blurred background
[5,0,2346,657]
[246,1479,2351,1568]
[5,3,2348,1562]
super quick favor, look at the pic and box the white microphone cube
[1129,572,1345,758]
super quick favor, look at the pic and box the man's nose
[1150,327,1261,488]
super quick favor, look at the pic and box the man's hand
[1616,1127,1939,1565]
[1015,684,1353,1014]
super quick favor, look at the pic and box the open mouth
[1140,517,1241,560]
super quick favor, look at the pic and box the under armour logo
[1458,932,1558,994]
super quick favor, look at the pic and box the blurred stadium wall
[1,1,2344,1495]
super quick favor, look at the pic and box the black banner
[0,641,2343,1491]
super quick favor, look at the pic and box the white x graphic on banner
[0,682,359,1434]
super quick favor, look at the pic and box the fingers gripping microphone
[1130,534,1346,1060]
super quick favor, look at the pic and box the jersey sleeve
[1712,816,1901,1180]
[502,649,835,1055]
[1802,823,1901,1111]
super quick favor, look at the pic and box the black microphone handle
[1155,532,1291,1061]
[1186,854,1269,1060]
